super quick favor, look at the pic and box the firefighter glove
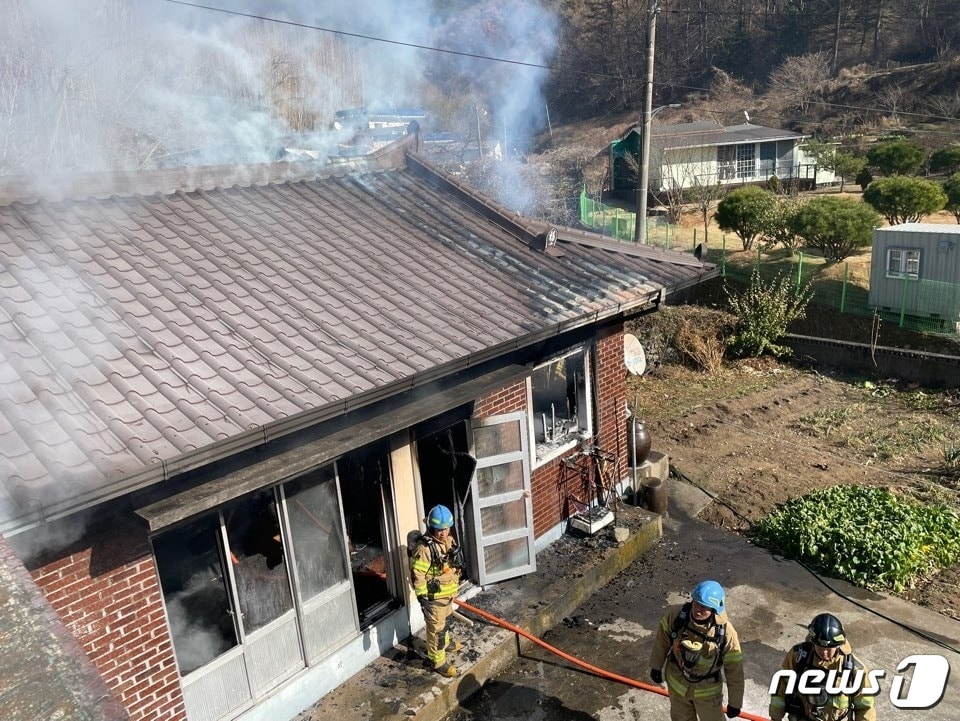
[725,706,741,719]
[650,669,663,685]
[427,579,441,597]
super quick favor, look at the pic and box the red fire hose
[455,598,770,721]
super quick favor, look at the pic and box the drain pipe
[455,598,769,721]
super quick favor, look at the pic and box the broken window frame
[527,346,592,468]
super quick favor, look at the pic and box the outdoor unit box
[868,224,960,330]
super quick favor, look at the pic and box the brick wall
[473,379,526,417]
[29,517,187,721]
[594,327,629,477]
[473,326,629,540]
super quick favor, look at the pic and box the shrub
[866,139,926,176]
[863,176,947,224]
[724,267,813,358]
[674,316,732,374]
[930,145,960,175]
[715,186,777,250]
[788,195,880,261]
[753,485,960,593]
[760,196,805,256]
[943,172,960,224]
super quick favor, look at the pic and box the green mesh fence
[579,189,702,251]
[720,250,960,337]
[579,190,960,337]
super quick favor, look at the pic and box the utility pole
[634,0,659,244]
[474,104,485,158]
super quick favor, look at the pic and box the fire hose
[455,598,770,721]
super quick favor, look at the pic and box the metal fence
[579,190,960,337]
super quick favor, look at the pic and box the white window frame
[886,248,921,280]
[527,346,592,468]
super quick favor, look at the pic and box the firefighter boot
[433,661,458,677]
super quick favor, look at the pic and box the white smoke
[0,0,558,177]
[0,0,559,539]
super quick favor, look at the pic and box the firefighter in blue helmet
[650,580,745,721]
[410,504,464,677]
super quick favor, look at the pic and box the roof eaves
[0,289,664,537]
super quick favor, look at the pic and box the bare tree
[767,52,832,113]
[926,92,960,123]
[874,84,908,126]
[686,177,725,243]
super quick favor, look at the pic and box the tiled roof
[0,137,715,531]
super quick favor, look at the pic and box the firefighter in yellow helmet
[769,613,876,721]
[410,504,464,677]
[649,580,745,721]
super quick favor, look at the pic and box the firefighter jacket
[649,604,745,707]
[410,532,461,600]
[769,641,877,721]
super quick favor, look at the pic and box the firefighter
[410,504,464,677]
[650,580,745,721]
[769,613,877,721]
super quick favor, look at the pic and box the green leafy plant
[753,485,960,593]
[724,267,813,357]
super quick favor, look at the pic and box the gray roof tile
[0,146,715,530]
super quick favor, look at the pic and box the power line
[164,0,960,134]
[163,0,619,79]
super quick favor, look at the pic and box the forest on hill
[1,1,958,178]
[549,0,960,121]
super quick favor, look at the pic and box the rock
[612,526,630,543]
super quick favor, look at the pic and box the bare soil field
[627,342,960,619]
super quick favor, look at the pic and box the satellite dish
[623,334,647,376]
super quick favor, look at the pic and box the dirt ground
[627,348,960,620]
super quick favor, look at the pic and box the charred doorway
[414,421,477,580]
[337,439,400,627]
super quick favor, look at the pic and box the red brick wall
[474,379,526,417]
[29,518,187,721]
[473,326,629,540]
[594,327,630,477]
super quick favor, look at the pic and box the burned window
[153,516,238,676]
[529,348,590,465]
[285,465,349,602]
[224,490,294,634]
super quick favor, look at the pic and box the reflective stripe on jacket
[768,641,876,721]
[410,533,460,599]
[649,604,745,708]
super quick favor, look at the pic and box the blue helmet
[427,504,454,530]
[691,580,725,613]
